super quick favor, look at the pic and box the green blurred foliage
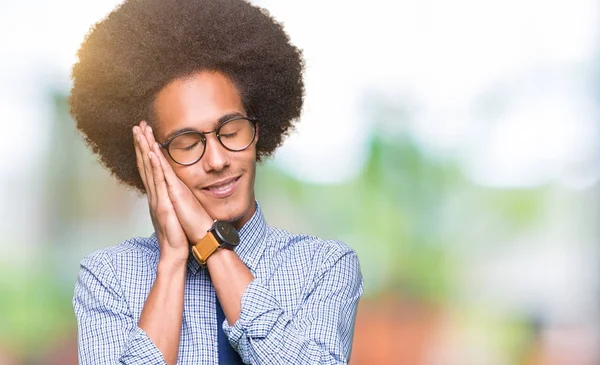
[0,261,74,355]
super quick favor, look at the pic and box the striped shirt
[73,202,363,364]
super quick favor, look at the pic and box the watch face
[213,221,240,246]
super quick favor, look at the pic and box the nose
[201,134,229,172]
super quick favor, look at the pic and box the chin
[200,193,253,224]
[211,204,243,222]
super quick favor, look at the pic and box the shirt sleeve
[223,247,363,365]
[73,253,168,365]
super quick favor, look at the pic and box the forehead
[152,71,245,139]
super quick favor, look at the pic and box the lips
[202,176,241,198]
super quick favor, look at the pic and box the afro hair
[69,0,305,193]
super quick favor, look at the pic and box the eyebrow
[162,111,246,142]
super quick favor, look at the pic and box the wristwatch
[191,220,240,265]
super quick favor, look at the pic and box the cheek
[241,146,257,169]
[177,170,197,189]
[168,160,197,189]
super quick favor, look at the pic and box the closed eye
[176,141,200,151]
[220,131,239,139]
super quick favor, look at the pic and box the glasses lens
[168,133,205,164]
[218,119,255,151]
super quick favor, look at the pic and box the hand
[133,121,189,265]
[140,122,214,244]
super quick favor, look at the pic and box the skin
[132,70,256,364]
[155,71,258,232]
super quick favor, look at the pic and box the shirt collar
[187,201,268,274]
[235,201,268,271]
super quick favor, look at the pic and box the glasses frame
[159,116,258,166]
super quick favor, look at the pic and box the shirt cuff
[120,326,168,364]
[223,278,285,350]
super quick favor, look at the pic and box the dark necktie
[216,298,245,364]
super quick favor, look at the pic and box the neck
[232,199,257,230]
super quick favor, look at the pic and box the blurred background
[1,0,599,364]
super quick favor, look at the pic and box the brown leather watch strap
[191,232,220,265]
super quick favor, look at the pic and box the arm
[137,259,187,364]
[135,123,190,364]
[207,249,253,324]
[73,253,169,365]
[73,231,187,364]
[75,123,190,364]
[77,122,203,365]
[217,247,363,365]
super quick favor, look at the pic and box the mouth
[202,175,241,198]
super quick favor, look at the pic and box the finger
[152,142,180,204]
[153,141,182,192]
[153,141,212,244]
[137,126,155,199]
[154,141,210,216]
[149,150,171,206]
[144,124,158,147]
[137,125,157,205]
[133,127,149,191]
[144,124,162,200]
[144,125,162,198]
[152,141,197,214]
[149,152,175,228]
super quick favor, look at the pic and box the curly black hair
[69,0,305,193]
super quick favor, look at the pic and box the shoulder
[269,226,354,254]
[79,234,159,274]
[267,226,359,273]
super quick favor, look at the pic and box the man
[70,0,363,364]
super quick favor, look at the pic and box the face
[152,70,257,229]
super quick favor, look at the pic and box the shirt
[73,202,364,364]
[216,297,244,364]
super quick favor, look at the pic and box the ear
[255,122,259,142]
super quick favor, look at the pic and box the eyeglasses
[159,117,257,166]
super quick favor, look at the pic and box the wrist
[206,247,236,266]
[191,220,240,265]
[158,252,189,272]
[190,219,215,244]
